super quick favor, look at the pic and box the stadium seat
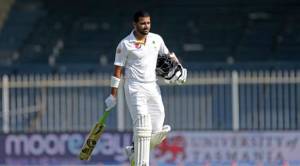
[0,0,299,67]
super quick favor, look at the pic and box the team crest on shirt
[152,41,157,49]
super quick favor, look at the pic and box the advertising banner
[154,131,300,166]
[1,131,300,166]
[0,132,132,165]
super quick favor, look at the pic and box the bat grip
[99,109,111,124]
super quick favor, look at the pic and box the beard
[137,28,149,35]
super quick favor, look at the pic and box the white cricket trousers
[124,80,165,133]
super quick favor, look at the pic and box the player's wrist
[110,76,120,88]
[110,87,118,97]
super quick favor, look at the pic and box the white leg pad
[134,114,152,166]
[150,125,171,149]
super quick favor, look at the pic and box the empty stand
[0,0,299,67]
[0,0,45,65]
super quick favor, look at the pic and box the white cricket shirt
[114,31,169,82]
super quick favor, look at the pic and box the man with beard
[104,10,186,166]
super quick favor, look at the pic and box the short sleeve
[114,41,127,66]
[158,36,169,55]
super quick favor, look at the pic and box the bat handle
[99,108,111,124]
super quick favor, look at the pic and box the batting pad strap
[110,76,121,88]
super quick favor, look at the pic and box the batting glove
[165,65,187,85]
[105,94,117,110]
[176,67,187,85]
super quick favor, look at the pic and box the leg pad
[134,114,152,166]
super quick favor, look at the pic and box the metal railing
[0,73,112,133]
[1,70,300,133]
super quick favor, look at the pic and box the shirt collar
[128,30,150,43]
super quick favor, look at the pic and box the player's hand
[175,67,187,84]
[165,65,187,85]
[105,94,117,110]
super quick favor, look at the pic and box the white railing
[1,70,300,133]
[0,73,113,133]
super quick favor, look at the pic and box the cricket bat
[79,108,112,160]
